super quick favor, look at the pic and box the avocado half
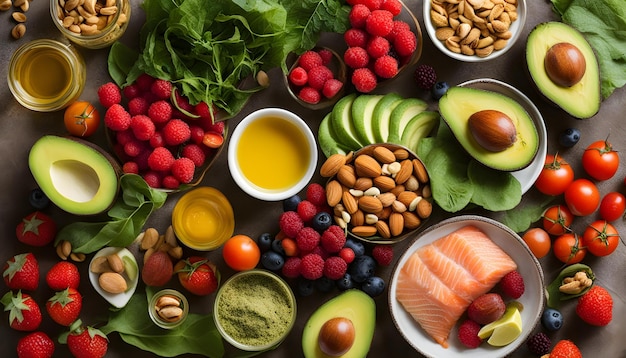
[302,289,375,358]
[28,135,120,215]
[438,86,539,172]
[526,22,601,119]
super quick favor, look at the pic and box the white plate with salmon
[388,215,545,357]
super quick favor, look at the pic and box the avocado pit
[318,317,355,356]
[544,42,586,87]
[468,110,517,152]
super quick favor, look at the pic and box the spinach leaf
[467,161,521,211]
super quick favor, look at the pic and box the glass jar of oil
[8,39,86,112]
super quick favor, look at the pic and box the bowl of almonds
[423,0,526,61]
[320,143,433,244]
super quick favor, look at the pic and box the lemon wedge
[477,303,523,346]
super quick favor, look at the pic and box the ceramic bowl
[388,215,545,358]
[88,247,139,308]
[423,0,526,62]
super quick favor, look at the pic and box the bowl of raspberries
[97,74,227,192]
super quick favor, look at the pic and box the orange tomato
[222,234,260,271]
[64,101,100,137]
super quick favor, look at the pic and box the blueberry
[257,232,273,252]
[361,276,386,297]
[349,255,376,283]
[271,239,285,256]
[311,211,332,232]
[559,128,581,148]
[431,81,450,100]
[541,308,563,331]
[297,278,315,296]
[344,238,365,257]
[336,273,356,291]
[282,194,301,212]
[260,250,284,271]
[29,188,50,210]
[315,276,335,293]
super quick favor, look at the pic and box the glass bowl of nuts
[423,0,526,62]
[149,289,189,329]
[319,143,433,244]
[50,0,131,49]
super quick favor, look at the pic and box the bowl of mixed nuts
[423,0,526,62]
[319,143,433,244]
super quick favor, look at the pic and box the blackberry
[526,332,551,355]
[414,64,437,90]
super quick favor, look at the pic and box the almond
[417,199,433,219]
[402,211,422,229]
[342,191,359,214]
[337,164,357,188]
[373,175,396,192]
[354,154,382,178]
[107,254,124,273]
[168,246,184,260]
[412,158,429,184]
[141,251,173,287]
[390,184,405,197]
[99,272,128,294]
[394,159,413,184]
[376,206,392,220]
[90,256,112,274]
[358,195,383,213]
[391,200,407,213]
[351,210,365,226]
[393,148,410,160]
[351,225,377,237]
[389,212,405,237]
[397,191,418,208]
[375,220,391,239]
[373,146,396,164]
[164,225,178,247]
[320,153,346,177]
[378,192,396,207]
[325,180,343,207]
[354,177,373,191]
[141,227,159,250]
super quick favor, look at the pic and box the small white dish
[388,215,545,358]
[88,247,139,308]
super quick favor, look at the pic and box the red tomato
[64,101,101,137]
[582,139,619,180]
[202,131,224,148]
[222,234,260,271]
[553,233,587,264]
[542,204,574,236]
[564,179,600,216]
[599,192,626,222]
[534,154,575,196]
[582,220,620,257]
[522,228,551,258]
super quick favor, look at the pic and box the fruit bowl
[388,215,545,358]
[423,0,526,62]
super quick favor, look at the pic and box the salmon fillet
[396,225,517,348]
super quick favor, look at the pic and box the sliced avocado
[302,289,375,358]
[330,93,363,151]
[526,21,600,119]
[29,135,120,215]
[351,94,384,145]
[387,98,428,144]
[318,113,349,158]
[400,111,439,154]
[438,86,539,172]
[372,93,403,143]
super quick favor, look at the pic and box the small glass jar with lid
[148,289,189,329]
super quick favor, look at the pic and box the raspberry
[123,139,144,157]
[130,115,156,141]
[279,211,304,238]
[147,147,175,171]
[300,253,324,280]
[344,46,370,69]
[150,79,173,99]
[122,83,141,100]
[143,171,161,188]
[308,65,334,90]
[351,68,378,93]
[104,104,131,131]
[318,49,333,65]
[189,125,205,145]
[309,245,330,260]
[366,36,390,58]
[305,183,326,206]
[162,119,191,146]
[374,55,398,79]
[282,257,301,278]
[322,79,344,99]
[135,73,155,91]
[386,20,411,42]
[134,149,150,170]
[526,332,552,355]
[122,161,139,174]
[381,0,402,16]
[115,129,134,145]
[365,10,394,37]
[298,87,321,104]
[149,131,164,148]
[457,319,483,348]
[181,143,206,167]
[171,157,195,183]
[289,67,308,87]
[344,28,369,48]
[338,247,355,264]
[296,227,321,252]
[393,29,417,57]
[297,200,318,222]
[414,64,437,90]
[128,96,149,116]
[194,101,214,120]
[172,90,194,113]
[323,256,348,280]
[361,0,382,10]
[372,245,393,266]
[297,50,323,72]
[349,4,371,28]
[97,82,122,108]
[499,270,525,299]
[147,100,172,123]
[162,175,180,189]
[320,225,347,253]
[204,120,225,134]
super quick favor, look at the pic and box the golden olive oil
[16,46,73,102]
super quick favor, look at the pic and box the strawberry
[1,290,42,331]
[549,339,582,358]
[174,256,218,296]
[575,285,613,326]
[17,331,55,358]
[67,323,108,358]
[46,261,80,290]
[16,211,57,247]
[46,288,82,326]
[3,253,40,291]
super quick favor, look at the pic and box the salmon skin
[395,225,517,348]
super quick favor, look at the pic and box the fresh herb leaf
[107,42,139,87]
[497,195,554,233]
[467,161,521,211]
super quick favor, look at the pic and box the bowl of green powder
[214,269,297,351]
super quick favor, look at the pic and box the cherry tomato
[542,204,574,236]
[582,139,619,180]
[582,220,620,257]
[599,192,626,222]
[202,131,224,148]
[522,228,551,258]
[534,154,575,196]
[64,101,100,137]
[553,233,586,264]
[222,234,261,271]
[564,179,600,216]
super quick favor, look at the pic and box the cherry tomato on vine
[542,204,574,236]
[553,233,587,264]
[599,192,626,222]
[534,154,575,196]
[564,179,600,216]
[582,139,619,180]
[522,228,551,258]
[582,220,620,257]
[64,101,101,137]
[222,234,261,271]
